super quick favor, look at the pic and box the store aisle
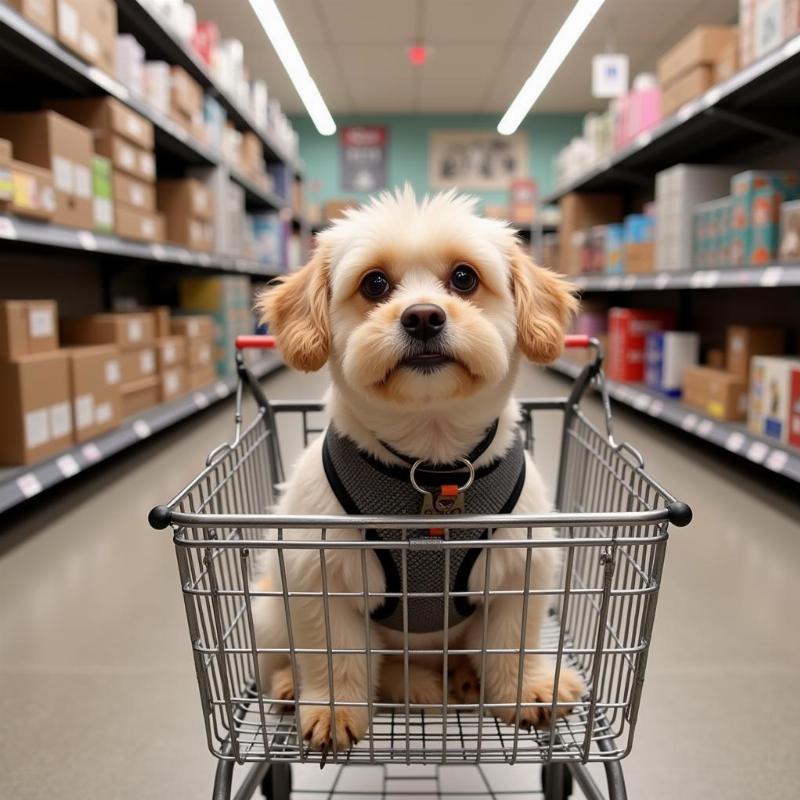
[1,363,798,800]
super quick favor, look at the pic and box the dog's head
[258,187,576,409]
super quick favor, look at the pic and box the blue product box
[604,223,625,273]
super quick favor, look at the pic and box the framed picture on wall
[429,130,528,190]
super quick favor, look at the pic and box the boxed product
[714,35,739,83]
[192,20,218,65]
[655,164,740,271]
[645,331,700,397]
[187,363,216,390]
[0,300,59,359]
[156,336,186,370]
[56,0,117,74]
[65,344,122,442]
[0,111,94,228]
[114,204,164,242]
[726,324,785,381]
[607,307,675,382]
[50,96,154,151]
[604,224,625,274]
[693,197,733,268]
[6,160,56,220]
[754,0,787,58]
[683,366,748,421]
[171,314,215,340]
[120,375,159,417]
[8,0,55,35]
[249,213,286,268]
[240,132,264,177]
[61,312,156,349]
[179,275,250,311]
[149,306,170,338]
[707,348,726,369]
[116,33,145,95]
[119,346,157,384]
[0,351,72,465]
[113,172,155,211]
[170,66,204,137]
[186,337,213,368]
[156,178,213,221]
[748,356,800,440]
[779,198,800,259]
[730,170,800,266]
[144,61,171,116]
[661,66,715,117]
[559,193,624,275]
[91,155,113,233]
[509,179,537,225]
[160,365,187,402]
[624,214,655,273]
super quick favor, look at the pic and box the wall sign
[592,53,629,98]
[341,126,387,192]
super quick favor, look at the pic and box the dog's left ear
[508,242,578,363]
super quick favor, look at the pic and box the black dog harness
[322,423,526,633]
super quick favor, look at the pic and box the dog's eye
[360,270,392,300]
[450,264,479,294]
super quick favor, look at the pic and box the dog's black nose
[401,304,446,341]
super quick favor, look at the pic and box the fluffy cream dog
[253,186,584,752]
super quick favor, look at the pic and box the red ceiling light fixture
[408,44,427,66]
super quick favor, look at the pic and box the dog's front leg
[292,592,383,752]
[464,549,584,728]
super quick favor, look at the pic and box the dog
[252,186,585,753]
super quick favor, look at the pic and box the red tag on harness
[429,484,461,536]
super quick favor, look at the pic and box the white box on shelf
[116,34,145,96]
[144,61,171,116]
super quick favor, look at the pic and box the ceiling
[191,0,738,116]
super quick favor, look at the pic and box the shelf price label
[16,473,42,498]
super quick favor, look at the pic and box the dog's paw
[448,658,480,706]
[379,661,445,707]
[490,664,585,729]
[269,666,295,704]
[300,705,369,752]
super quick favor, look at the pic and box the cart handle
[563,334,593,349]
[236,335,276,349]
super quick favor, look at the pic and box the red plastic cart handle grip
[563,334,592,348]
[236,335,277,349]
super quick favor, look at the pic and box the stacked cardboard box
[8,0,55,34]
[558,192,623,275]
[156,332,188,402]
[0,300,74,465]
[657,26,738,116]
[61,312,160,417]
[55,0,117,74]
[156,178,214,252]
[65,344,122,442]
[171,314,216,389]
[170,66,206,143]
[0,111,94,229]
[50,97,163,242]
[0,137,57,221]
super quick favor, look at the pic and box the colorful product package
[645,331,700,397]
[624,213,655,273]
[748,356,800,441]
[604,223,625,274]
[607,307,676,382]
[779,198,800,260]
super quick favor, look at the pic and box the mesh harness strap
[321,425,526,633]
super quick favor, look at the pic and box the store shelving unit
[0,352,284,514]
[543,33,800,204]
[549,358,800,484]
[569,264,800,292]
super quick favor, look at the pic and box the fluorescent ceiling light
[498,0,606,135]
[247,0,336,135]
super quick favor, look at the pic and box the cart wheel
[541,763,573,800]
[261,763,292,800]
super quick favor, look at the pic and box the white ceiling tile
[417,45,505,112]
[337,45,415,112]
[317,0,417,44]
[423,0,528,43]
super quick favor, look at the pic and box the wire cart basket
[149,334,692,800]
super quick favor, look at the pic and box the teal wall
[291,114,582,212]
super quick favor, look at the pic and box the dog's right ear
[256,245,330,372]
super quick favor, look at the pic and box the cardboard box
[160,365,187,402]
[186,337,214,368]
[170,66,204,118]
[65,344,122,442]
[95,134,155,182]
[645,331,700,397]
[171,315,214,340]
[115,33,144,95]
[50,96,153,150]
[748,356,800,440]
[162,216,213,251]
[8,0,54,35]
[113,172,155,212]
[726,325,784,380]
[61,312,156,349]
[114,203,164,242]
[144,61,171,116]
[607,307,676,382]
[119,346,157,384]
[683,365,747,421]
[714,35,740,83]
[707,348,726,369]
[661,64,715,117]
[0,138,11,203]
[156,335,186,370]
[7,160,57,221]
[187,363,216,390]
[150,306,171,339]
[91,155,113,233]
[558,192,624,274]
[55,0,117,73]
[509,179,537,225]
[604,224,625,274]
[0,351,72,465]
[0,111,94,228]
[657,26,739,86]
[179,275,251,312]
[156,178,213,222]
[120,375,159,417]
[0,300,59,359]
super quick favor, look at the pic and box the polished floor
[1,363,798,800]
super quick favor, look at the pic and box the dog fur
[252,186,584,752]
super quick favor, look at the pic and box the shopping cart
[149,334,691,800]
